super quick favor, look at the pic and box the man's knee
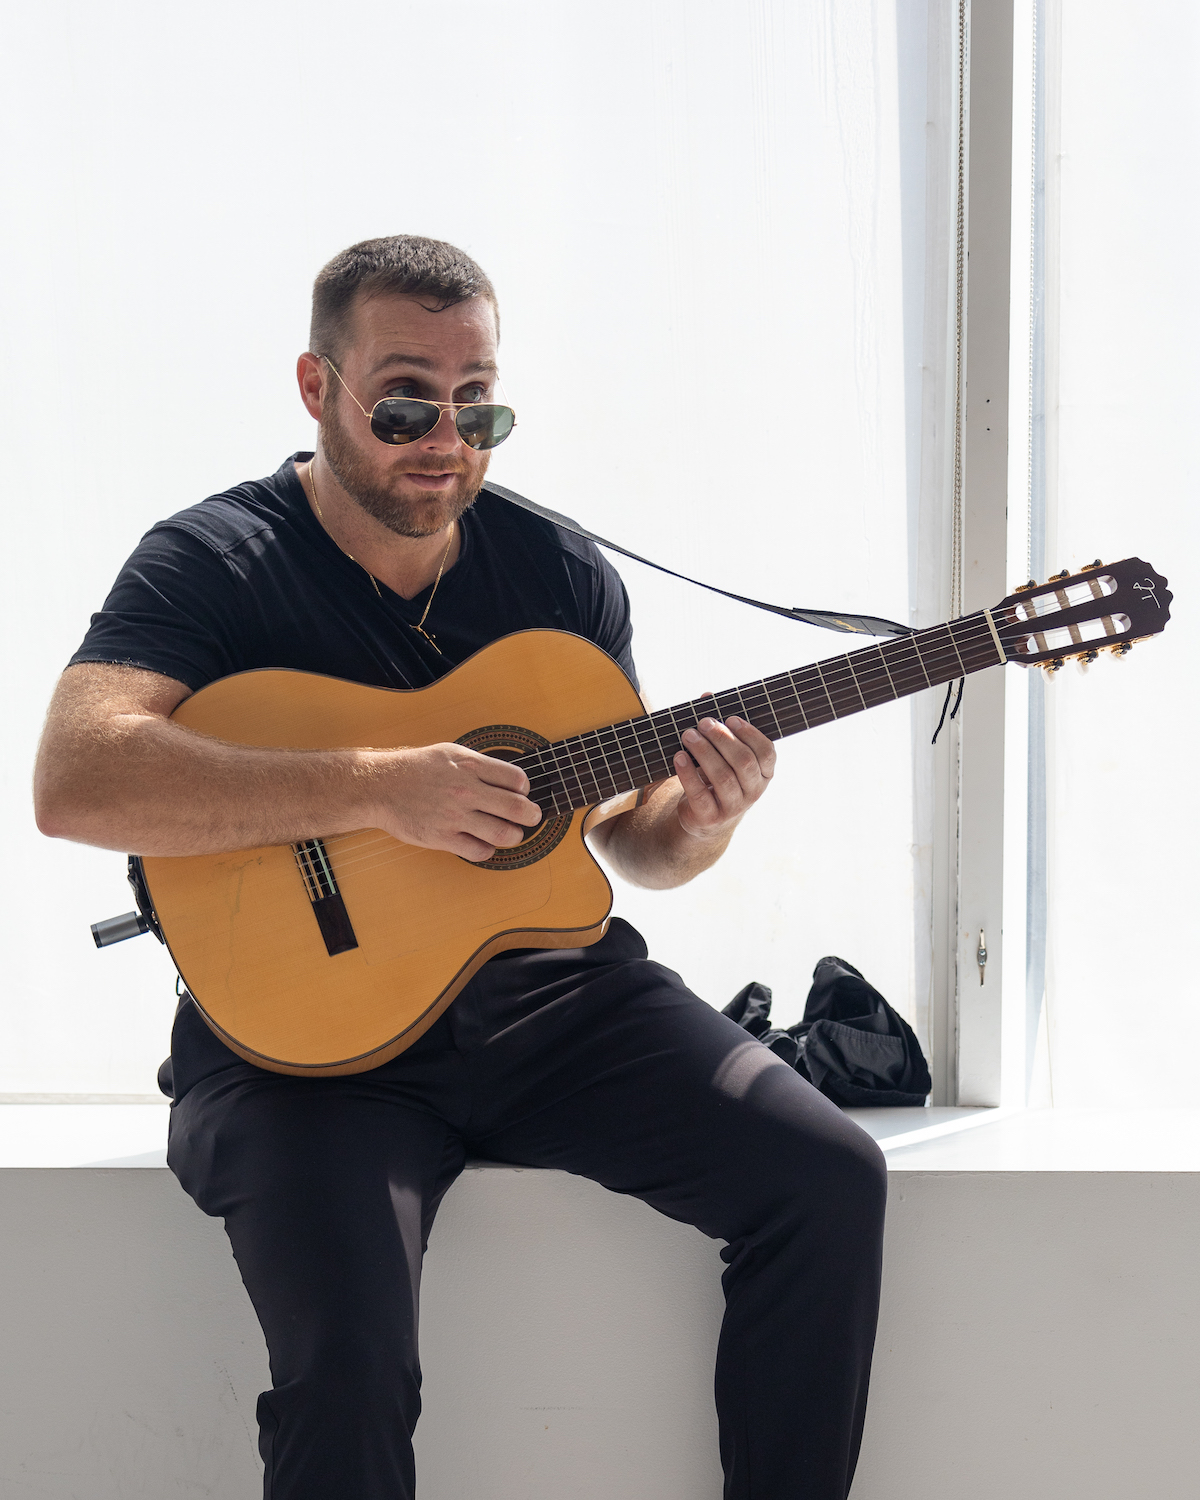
[773,1111,888,1240]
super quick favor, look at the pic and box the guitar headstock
[994,557,1171,669]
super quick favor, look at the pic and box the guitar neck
[519,610,1008,817]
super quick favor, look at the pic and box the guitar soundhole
[455,724,572,872]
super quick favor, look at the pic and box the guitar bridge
[293,838,359,956]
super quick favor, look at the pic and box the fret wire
[940,622,968,676]
[843,657,869,711]
[649,707,682,770]
[815,662,864,716]
[587,731,619,799]
[722,678,775,739]
[758,680,785,739]
[615,719,656,785]
[889,633,932,689]
[811,662,839,719]
[907,627,960,683]
[734,683,775,738]
[874,643,899,698]
[567,733,607,804]
[641,712,671,770]
[954,616,1002,673]
[610,723,637,786]
[583,727,624,798]
[792,666,837,725]
[571,731,605,801]
[594,720,633,792]
[855,656,897,709]
[782,670,812,729]
[627,717,675,786]
[547,737,587,809]
[538,745,571,816]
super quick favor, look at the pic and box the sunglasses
[322,356,516,451]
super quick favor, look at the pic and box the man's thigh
[464,950,883,1244]
[168,1070,467,1372]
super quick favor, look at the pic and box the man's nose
[416,406,464,455]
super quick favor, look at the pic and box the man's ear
[296,352,326,422]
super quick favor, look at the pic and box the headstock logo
[1133,579,1161,609]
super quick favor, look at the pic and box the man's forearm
[592,780,739,890]
[36,709,386,856]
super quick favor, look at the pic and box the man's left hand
[673,715,776,839]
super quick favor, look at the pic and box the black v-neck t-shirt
[69,455,639,1098]
[70,454,637,693]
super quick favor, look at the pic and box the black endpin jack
[91,911,152,948]
[91,857,164,949]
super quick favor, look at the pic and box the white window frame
[922,0,1017,1107]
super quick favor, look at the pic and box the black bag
[723,956,931,1106]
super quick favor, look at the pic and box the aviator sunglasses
[321,356,516,451]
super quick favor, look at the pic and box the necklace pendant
[412,623,443,656]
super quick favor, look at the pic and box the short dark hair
[309,235,499,359]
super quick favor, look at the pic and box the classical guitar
[119,557,1169,1076]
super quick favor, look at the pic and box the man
[34,235,886,1499]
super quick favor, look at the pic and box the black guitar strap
[482,480,913,639]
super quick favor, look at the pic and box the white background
[1,0,933,1093]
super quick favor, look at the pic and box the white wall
[1,1,937,1091]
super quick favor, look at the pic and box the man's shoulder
[147,457,303,560]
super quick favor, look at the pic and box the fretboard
[517,611,1006,818]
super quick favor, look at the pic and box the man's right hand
[366,743,541,863]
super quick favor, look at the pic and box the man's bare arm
[588,714,776,890]
[33,663,541,862]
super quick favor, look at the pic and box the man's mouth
[402,472,459,491]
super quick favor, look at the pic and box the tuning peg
[1089,558,1102,568]
[1076,648,1100,676]
[1043,657,1065,675]
[1014,579,1038,592]
[1115,641,1133,657]
[1049,569,1070,581]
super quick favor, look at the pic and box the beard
[319,390,488,539]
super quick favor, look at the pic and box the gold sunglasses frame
[320,355,516,450]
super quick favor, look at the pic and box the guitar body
[142,631,645,1077]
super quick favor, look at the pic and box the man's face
[318,292,500,539]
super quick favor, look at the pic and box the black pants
[167,920,887,1499]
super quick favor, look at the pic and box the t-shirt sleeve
[67,523,246,691]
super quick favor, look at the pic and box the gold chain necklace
[306,460,454,655]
